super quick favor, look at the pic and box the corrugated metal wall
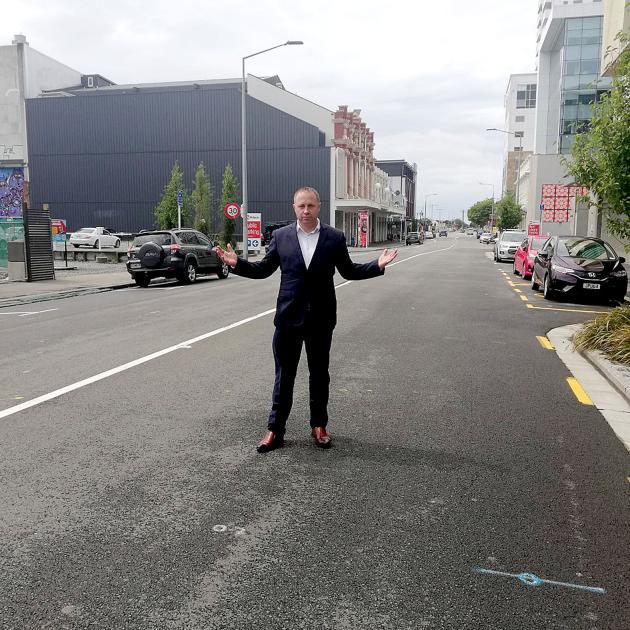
[26,83,330,233]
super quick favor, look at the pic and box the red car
[513,236,548,279]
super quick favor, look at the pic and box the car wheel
[115,239,121,248]
[543,274,555,300]
[216,262,230,279]
[531,271,540,291]
[134,274,151,288]
[179,262,197,284]
[93,240,100,249]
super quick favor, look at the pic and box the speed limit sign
[224,202,241,219]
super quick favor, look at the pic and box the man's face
[293,191,321,231]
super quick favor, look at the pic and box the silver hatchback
[494,230,526,262]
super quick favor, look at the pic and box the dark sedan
[531,235,627,302]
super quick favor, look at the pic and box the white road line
[0,243,451,419]
[0,308,58,317]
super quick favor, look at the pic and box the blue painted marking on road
[473,567,606,595]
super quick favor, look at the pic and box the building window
[514,146,523,151]
[516,83,536,108]
[515,115,525,122]
[87,76,94,88]
[514,131,524,138]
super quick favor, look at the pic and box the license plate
[129,261,141,268]
[583,282,600,290]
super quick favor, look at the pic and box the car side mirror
[619,256,626,264]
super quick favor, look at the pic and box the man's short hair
[293,186,320,203]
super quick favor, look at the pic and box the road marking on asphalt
[0,308,58,317]
[536,336,555,350]
[567,377,594,405]
[473,567,605,595]
[526,304,610,314]
[514,289,522,294]
[0,244,454,420]
[519,295,528,302]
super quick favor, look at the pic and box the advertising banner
[527,223,540,236]
[358,210,368,248]
[247,212,261,250]
[51,219,68,242]
[0,168,24,218]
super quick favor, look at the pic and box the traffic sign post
[224,202,241,220]
[177,190,183,229]
[247,212,261,251]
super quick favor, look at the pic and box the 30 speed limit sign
[224,202,241,219]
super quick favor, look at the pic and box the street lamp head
[486,128,498,131]
[286,40,303,45]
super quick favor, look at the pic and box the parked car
[479,232,493,244]
[126,229,230,287]
[531,235,627,302]
[466,229,476,236]
[406,231,424,245]
[494,230,526,262]
[438,230,448,237]
[263,220,294,251]
[424,230,435,240]
[513,235,548,279]
[69,227,120,249]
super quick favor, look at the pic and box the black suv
[126,230,230,287]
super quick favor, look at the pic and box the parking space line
[526,304,609,314]
[536,336,555,350]
[519,295,528,302]
[514,289,522,294]
[567,377,594,405]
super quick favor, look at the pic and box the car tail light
[170,244,181,254]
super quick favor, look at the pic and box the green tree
[496,193,523,230]
[154,161,189,229]
[220,164,239,247]
[191,162,213,235]
[467,198,494,227]
[565,33,630,241]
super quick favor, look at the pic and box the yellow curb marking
[520,295,529,301]
[526,304,609,314]
[514,289,523,294]
[536,336,555,350]
[567,377,594,405]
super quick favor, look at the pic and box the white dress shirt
[296,219,321,269]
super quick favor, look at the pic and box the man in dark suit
[214,187,397,453]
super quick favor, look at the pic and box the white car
[69,227,120,249]
[479,232,493,244]
[424,230,435,239]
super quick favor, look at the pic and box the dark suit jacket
[233,222,384,329]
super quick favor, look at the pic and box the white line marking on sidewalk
[0,243,451,419]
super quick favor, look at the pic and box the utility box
[7,240,26,282]
[23,206,55,281]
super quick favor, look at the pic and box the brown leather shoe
[311,426,332,448]
[256,430,284,453]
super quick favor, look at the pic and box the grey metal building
[25,79,331,234]
[374,160,417,221]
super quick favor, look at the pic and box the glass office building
[559,16,611,153]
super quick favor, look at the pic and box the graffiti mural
[0,168,24,218]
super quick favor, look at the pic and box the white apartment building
[518,0,609,236]
[502,73,537,198]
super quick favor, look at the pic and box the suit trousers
[267,321,334,434]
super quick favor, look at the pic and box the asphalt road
[1,235,629,629]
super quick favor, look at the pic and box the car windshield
[557,237,616,260]
[78,228,95,233]
[530,237,547,249]
[133,233,172,246]
[501,232,526,243]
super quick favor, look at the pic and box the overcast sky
[3,0,538,220]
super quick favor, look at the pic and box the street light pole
[241,40,303,261]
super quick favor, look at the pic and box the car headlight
[551,264,574,274]
[611,269,627,277]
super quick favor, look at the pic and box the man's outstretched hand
[213,243,238,268]
[378,248,398,269]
